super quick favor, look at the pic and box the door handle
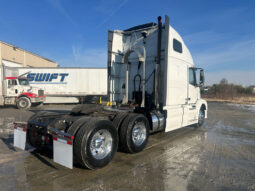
[185,97,191,101]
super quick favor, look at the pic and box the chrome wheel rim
[132,122,146,146]
[90,129,113,160]
[198,110,204,125]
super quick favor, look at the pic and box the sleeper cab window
[173,38,182,53]
[189,68,196,86]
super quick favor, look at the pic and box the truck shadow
[0,134,17,152]
[0,105,17,109]
[30,149,58,170]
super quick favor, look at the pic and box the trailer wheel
[194,108,205,128]
[119,113,149,153]
[16,97,31,110]
[74,119,118,169]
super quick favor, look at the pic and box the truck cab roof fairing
[169,26,194,66]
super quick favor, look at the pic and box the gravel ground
[0,102,254,191]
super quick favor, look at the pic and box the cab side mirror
[199,69,205,86]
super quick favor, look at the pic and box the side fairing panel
[166,57,188,106]
[163,20,194,132]
[164,26,193,106]
[164,105,184,132]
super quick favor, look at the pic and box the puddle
[0,103,255,191]
[227,103,255,112]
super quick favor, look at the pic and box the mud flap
[13,122,27,150]
[49,128,74,169]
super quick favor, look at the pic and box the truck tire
[194,108,205,128]
[16,97,31,110]
[119,113,149,153]
[67,117,91,136]
[113,112,128,129]
[74,118,118,169]
[27,127,44,150]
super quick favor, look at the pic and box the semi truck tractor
[0,65,45,109]
[16,67,107,103]
[13,15,207,169]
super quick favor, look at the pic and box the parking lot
[0,102,255,191]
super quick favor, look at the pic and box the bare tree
[220,78,228,85]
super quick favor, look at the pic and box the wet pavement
[0,102,255,191]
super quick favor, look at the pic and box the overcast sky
[0,0,254,86]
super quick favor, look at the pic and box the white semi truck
[0,65,45,109]
[13,15,207,169]
[16,67,107,103]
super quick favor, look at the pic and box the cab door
[6,79,19,96]
[188,68,198,104]
[183,68,199,126]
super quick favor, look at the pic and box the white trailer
[16,67,107,103]
[14,15,207,169]
[0,65,45,109]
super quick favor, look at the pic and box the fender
[18,92,37,98]
[195,99,208,119]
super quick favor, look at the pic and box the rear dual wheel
[74,119,118,169]
[119,113,150,153]
[71,113,149,169]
